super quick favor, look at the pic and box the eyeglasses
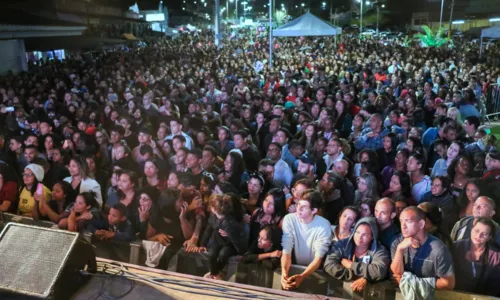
[22,173,34,177]
[268,148,280,152]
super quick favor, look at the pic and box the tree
[413,25,450,48]
[273,10,287,26]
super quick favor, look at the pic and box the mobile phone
[36,183,43,195]
[4,107,14,112]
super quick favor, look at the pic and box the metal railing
[1,213,499,300]
[485,84,500,123]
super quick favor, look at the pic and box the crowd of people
[0,29,500,297]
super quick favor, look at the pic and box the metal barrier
[485,84,500,123]
[1,213,499,300]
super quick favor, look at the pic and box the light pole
[448,0,455,38]
[235,0,238,23]
[269,0,273,68]
[439,0,444,29]
[241,1,248,18]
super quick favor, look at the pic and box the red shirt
[0,181,18,212]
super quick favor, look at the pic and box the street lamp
[356,0,364,35]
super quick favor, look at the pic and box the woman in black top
[248,188,286,245]
[242,225,283,270]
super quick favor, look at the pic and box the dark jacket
[324,217,390,282]
[200,214,249,254]
[453,239,500,296]
[378,222,401,251]
[420,191,458,235]
[89,218,136,242]
[242,239,281,270]
[451,216,500,247]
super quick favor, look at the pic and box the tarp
[272,12,341,37]
[481,26,500,38]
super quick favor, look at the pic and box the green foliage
[413,25,450,48]
[402,36,410,47]
[274,11,287,26]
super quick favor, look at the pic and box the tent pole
[269,0,273,68]
[479,36,483,58]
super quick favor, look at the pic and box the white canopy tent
[273,12,342,37]
[268,12,342,67]
[480,26,500,57]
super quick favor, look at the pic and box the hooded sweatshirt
[324,217,390,282]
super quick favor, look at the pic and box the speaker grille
[0,224,78,297]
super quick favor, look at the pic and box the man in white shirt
[165,117,193,149]
[266,142,293,187]
[281,190,331,290]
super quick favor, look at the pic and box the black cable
[82,270,135,300]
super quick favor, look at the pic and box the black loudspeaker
[0,223,96,299]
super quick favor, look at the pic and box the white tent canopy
[273,12,342,37]
[481,26,500,38]
[480,26,500,57]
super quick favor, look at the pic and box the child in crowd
[91,203,136,242]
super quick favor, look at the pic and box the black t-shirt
[150,205,195,246]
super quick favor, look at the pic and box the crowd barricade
[485,84,500,122]
[0,213,499,300]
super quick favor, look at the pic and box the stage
[73,258,338,300]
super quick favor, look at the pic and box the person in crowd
[215,126,234,158]
[198,193,249,280]
[33,181,71,222]
[0,164,18,212]
[431,141,463,177]
[323,138,344,171]
[242,173,266,215]
[451,196,500,245]
[354,173,379,205]
[220,151,249,189]
[324,217,390,292]
[417,202,454,249]
[286,178,315,213]
[374,198,401,251]
[106,170,140,230]
[64,156,103,206]
[407,153,431,202]
[453,218,500,296]
[249,188,286,245]
[147,188,203,269]
[381,149,409,190]
[382,170,414,204]
[331,206,359,244]
[137,186,159,239]
[242,225,283,270]
[354,114,389,151]
[447,154,473,198]
[456,178,484,218]
[233,130,261,172]
[142,159,168,190]
[420,176,457,235]
[58,192,100,232]
[281,190,331,290]
[166,117,193,149]
[90,203,136,242]
[391,207,455,294]
[18,164,52,217]
[266,142,293,188]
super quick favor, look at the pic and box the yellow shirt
[18,186,52,217]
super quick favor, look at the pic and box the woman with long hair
[354,173,379,205]
[242,173,266,215]
[63,155,103,206]
[456,178,484,218]
[299,123,318,155]
[248,188,286,245]
[453,218,500,296]
[431,141,463,177]
[106,170,140,230]
[58,191,100,232]
[220,151,248,189]
[331,206,360,243]
[334,100,353,139]
[33,181,71,223]
[447,154,473,198]
[382,170,414,205]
